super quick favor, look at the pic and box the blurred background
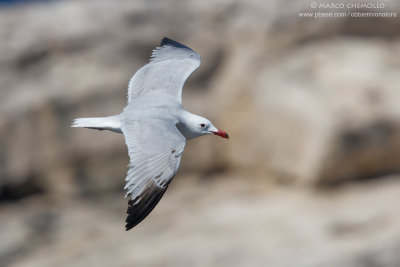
[1,0,400,266]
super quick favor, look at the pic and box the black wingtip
[125,183,168,231]
[160,37,193,51]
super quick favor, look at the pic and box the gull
[72,37,229,230]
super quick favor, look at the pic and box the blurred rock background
[1,0,400,266]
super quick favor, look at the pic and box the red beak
[212,129,229,139]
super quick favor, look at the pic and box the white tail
[72,115,122,133]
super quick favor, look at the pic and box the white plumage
[72,37,229,230]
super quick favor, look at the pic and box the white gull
[72,37,229,230]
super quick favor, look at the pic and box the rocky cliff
[1,0,400,266]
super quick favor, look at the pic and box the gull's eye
[200,123,206,128]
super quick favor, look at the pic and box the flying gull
[72,37,229,230]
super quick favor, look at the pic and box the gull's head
[191,115,229,139]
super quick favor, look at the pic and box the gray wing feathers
[121,118,186,230]
[127,39,201,103]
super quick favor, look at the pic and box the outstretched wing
[127,37,201,104]
[121,118,186,230]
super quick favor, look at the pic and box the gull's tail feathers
[72,115,122,133]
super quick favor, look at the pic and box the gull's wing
[121,118,186,230]
[127,37,201,104]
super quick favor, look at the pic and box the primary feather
[127,37,201,103]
